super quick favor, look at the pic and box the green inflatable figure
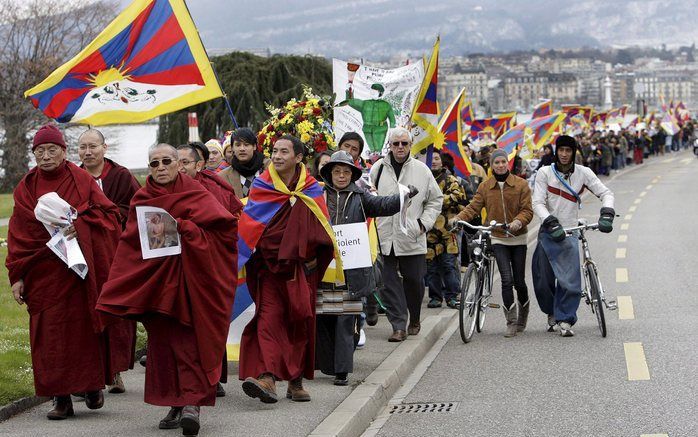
[339,83,396,153]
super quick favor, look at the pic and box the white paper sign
[46,231,88,279]
[136,206,181,260]
[333,222,372,270]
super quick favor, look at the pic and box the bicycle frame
[568,224,617,312]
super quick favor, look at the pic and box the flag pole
[182,0,239,130]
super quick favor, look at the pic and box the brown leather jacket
[456,173,533,239]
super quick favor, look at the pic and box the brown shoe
[407,322,421,336]
[85,390,104,410]
[108,373,125,394]
[47,396,74,420]
[388,330,407,342]
[242,373,278,404]
[180,405,200,436]
[286,377,311,402]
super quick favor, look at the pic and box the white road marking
[639,191,647,197]
[624,342,651,381]
[616,248,626,259]
[624,214,633,220]
[616,268,629,283]
[617,296,634,320]
[621,223,629,230]
[629,206,637,212]
[618,235,628,243]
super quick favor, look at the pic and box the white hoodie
[532,164,614,228]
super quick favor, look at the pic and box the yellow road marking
[629,206,637,212]
[641,434,669,437]
[616,248,626,259]
[651,178,659,183]
[618,235,628,243]
[645,185,653,190]
[681,158,692,164]
[617,296,634,320]
[634,198,642,204]
[621,223,630,230]
[616,268,628,282]
[624,214,633,220]
[664,157,675,163]
[624,342,650,381]
[639,191,647,197]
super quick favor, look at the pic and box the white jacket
[532,164,614,228]
[369,154,443,256]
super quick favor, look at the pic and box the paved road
[371,150,698,437]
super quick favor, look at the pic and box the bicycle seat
[578,218,588,226]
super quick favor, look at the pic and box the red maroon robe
[83,158,141,373]
[6,161,121,396]
[194,170,242,384]
[96,173,237,406]
[239,170,335,382]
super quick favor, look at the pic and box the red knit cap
[32,124,66,150]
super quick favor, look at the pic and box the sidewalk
[0,305,456,436]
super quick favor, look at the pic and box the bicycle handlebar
[563,222,599,234]
[456,220,508,232]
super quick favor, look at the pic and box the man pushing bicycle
[532,135,615,337]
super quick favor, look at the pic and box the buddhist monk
[176,143,243,397]
[238,135,339,404]
[78,128,141,394]
[6,124,121,420]
[96,143,237,436]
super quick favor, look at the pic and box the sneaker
[427,298,442,308]
[547,315,559,332]
[559,322,574,337]
[446,298,458,309]
[357,329,366,349]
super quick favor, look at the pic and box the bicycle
[563,219,618,337]
[455,220,507,343]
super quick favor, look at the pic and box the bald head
[78,128,108,174]
[148,143,178,161]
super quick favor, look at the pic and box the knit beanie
[32,124,66,151]
[490,148,509,167]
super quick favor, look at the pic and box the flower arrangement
[257,85,335,157]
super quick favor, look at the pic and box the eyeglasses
[149,158,174,168]
[391,141,410,148]
[178,159,196,166]
[33,147,62,158]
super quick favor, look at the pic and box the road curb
[0,396,49,423]
[308,310,456,437]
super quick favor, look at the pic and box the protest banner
[332,223,372,270]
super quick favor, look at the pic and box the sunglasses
[391,141,410,147]
[148,158,174,168]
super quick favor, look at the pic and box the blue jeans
[426,252,460,302]
[532,231,582,325]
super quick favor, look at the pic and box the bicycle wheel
[459,264,480,343]
[586,263,607,337]
[476,262,491,333]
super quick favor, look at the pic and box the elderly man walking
[7,124,122,419]
[97,143,238,436]
[78,128,141,394]
[369,127,443,342]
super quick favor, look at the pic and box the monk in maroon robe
[96,144,237,436]
[239,136,335,405]
[177,143,242,397]
[6,124,121,420]
[78,128,141,394]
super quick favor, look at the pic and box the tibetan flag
[461,100,474,129]
[606,108,623,124]
[497,113,565,169]
[562,104,593,127]
[623,116,638,129]
[470,112,516,140]
[410,37,440,155]
[532,99,552,119]
[591,111,608,128]
[434,88,472,178]
[25,0,223,125]
[660,112,680,135]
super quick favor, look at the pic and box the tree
[157,52,333,144]
[0,0,115,192]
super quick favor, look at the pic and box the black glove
[543,215,566,243]
[407,184,419,199]
[598,207,615,233]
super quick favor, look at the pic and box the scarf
[231,151,265,178]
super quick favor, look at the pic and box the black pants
[492,244,528,309]
[381,251,426,331]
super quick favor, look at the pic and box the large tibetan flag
[532,99,552,119]
[470,112,516,141]
[660,112,680,135]
[562,104,593,127]
[606,108,624,124]
[410,37,440,156]
[434,88,472,178]
[591,111,608,128]
[25,0,223,125]
[497,113,565,169]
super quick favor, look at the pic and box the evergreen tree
[158,52,332,144]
